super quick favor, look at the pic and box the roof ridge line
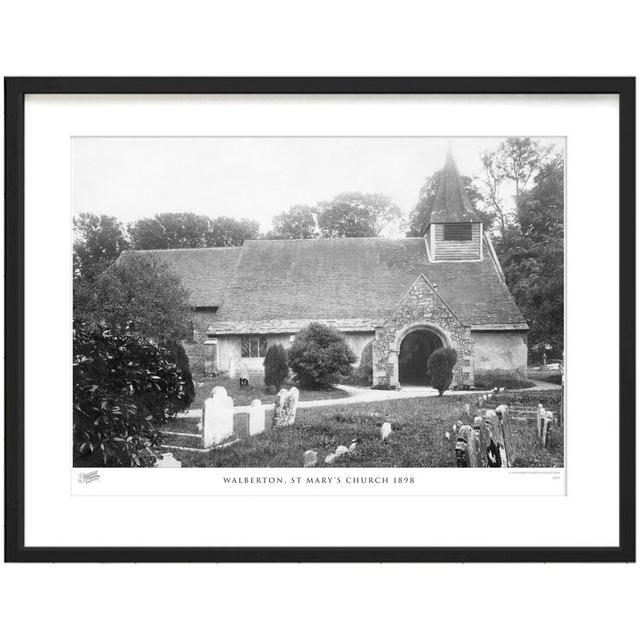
[131,245,242,253]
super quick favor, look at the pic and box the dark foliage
[426,347,458,396]
[81,252,192,341]
[73,324,190,467]
[263,343,290,391]
[474,369,535,390]
[494,154,564,359]
[73,213,129,282]
[128,212,260,249]
[406,170,491,236]
[268,205,317,239]
[288,323,356,389]
[160,338,196,409]
[317,192,401,238]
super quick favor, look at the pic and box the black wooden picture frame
[4,77,636,562]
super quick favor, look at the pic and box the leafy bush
[427,347,458,396]
[474,369,535,390]
[288,323,356,389]
[160,337,196,409]
[80,252,192,340]
[263,343,289,391]
[73,323,191,467]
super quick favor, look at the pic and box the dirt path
[179,381,560,418]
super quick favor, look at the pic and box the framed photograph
[5,77,635,562]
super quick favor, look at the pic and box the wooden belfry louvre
[443,223,473,241]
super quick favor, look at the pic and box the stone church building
[137,152,528,388]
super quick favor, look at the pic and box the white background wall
[1,2,638,640]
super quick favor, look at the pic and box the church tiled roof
[128,246,241,308]
[427,148,483,225]
[135,237,527,334]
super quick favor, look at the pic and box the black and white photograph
[6,76,632,564]
[72,136,565,472]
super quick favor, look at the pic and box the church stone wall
[372,276,474,389]
[472,330,528,374]
[212,331,374,377]
[183,309,219,375]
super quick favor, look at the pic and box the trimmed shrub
[474,369,535,390]
[264,343,289,391]
[288,323,356,389]
[427,347,458,396]
[73,323,190,467]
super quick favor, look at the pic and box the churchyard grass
[172,389,563,468]
[527,368,563,386]
[190,373,349,409]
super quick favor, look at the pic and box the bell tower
[424,149,483,262]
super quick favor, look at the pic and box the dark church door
[398,330,443,386]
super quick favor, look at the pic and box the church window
[443,223,472,241]
[241,335,267,358]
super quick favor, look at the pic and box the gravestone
[234,413,250,439]
[537,404,545,439]
[335,445,349,458]
[248,399,265,436]
[455,425,472,467]
[271,388,300,428]
[466,425,481,467]
[154,452,182,468]
[495,404,508,422]
[285,387,299,426]
[473,416,488,468]
[380,422,392,440]
[303,450,318,467]
[540,409,553,447]
[203,386,234,448]
[484,409,508,467]
[271,389,289,428]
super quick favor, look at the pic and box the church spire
[424,149,483,262]
[428,149,481,225]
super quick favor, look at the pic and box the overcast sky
[72,137,564,237]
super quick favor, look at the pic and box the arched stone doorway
[398,329,443,386]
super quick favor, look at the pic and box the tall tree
[80,252,192,340]
[205,216,260,246]
[128,213,260,249]
[269,205,317,239]
[480,151,509,233]
[73,213,129,282]
[317,192,401,238]
[500,137,549,200]
[493,153,564,359]
[480,137,549,232]
[406,169,491,237]
[127,217,168,250]
[516,155,564,238]
[155,212,210,248]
